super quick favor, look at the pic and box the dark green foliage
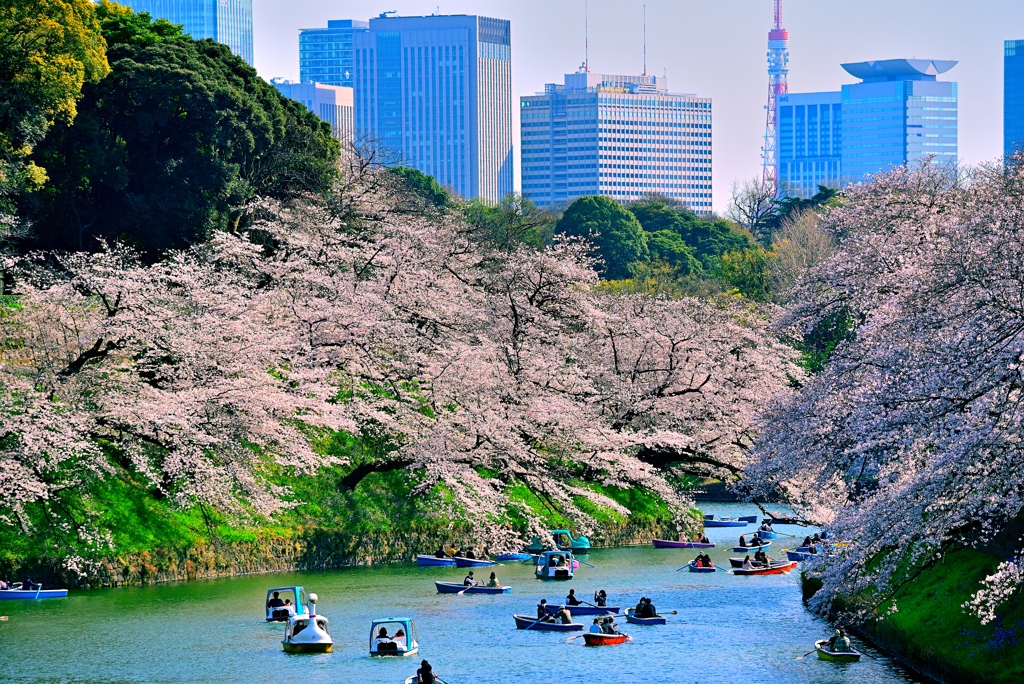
[794,308,856,374]
[556,195,648,279]
[644,230,701,276]
[27,10,339,255]
[767,185,839,235]
[628,196,753,267]
[389,166,451,208]
[463,192,555,251]
[96,1,187,48]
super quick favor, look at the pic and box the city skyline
[251,0,1020,212]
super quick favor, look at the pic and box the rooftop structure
[298,20,369,88]
[840,59,958,82]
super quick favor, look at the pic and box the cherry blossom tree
[744,156,1024,619]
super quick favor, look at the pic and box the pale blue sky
[252,0,1024,211]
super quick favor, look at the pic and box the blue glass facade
[299,20,369,88]
[1006,40,1024,157]
[521,72,712,212]
[129,0,253,65]
[352,14,513,201]
[776,91,842,197]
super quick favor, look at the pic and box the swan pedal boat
[732,560,798,575]
[815,639,862,662]
[281,594,332,654]
[583,632,629,645]
[652,539,715,549]
[0,586,68,600]
[435,581,510,594]
[416,555,456,567]
[539,603,617,615]
[687,561,716,573]
[513,614,583,631]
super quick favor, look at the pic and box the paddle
[456,582,477,595]
[0,616,8,621]
[33,584,41,599]
[523,614,553,631]
[577,560,596,568]
[566,634,586,642]
[795,648,817,660]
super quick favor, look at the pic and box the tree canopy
[555,195,648,279]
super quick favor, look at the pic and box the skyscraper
[270,79,355,143]
[776,91,841,198]
[521,71,712,212]
[352,13,513,201]
[128,0,254,66]
[841,59,958,181]
[1006,40,1024,158]
[299,20,369,88]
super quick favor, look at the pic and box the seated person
[463,571,477,586]
[639,599,657,618]
[487,572,500,588]
[565,588,582,606]
[594,589,607,607]
[699,534,711,544]
[557,605,573,624]
[634,596,647,613]
[373,627,392,649]
[802,536,813,548]
[267,591,285,609]
[283,599,295,614]
[23,577,37,591]
[393,629,407,650]
[754,548,768,565]
[537,599,555,621]
[465,548,476,559]
[742,555,754,570]
[601,616,617,634]
[435,546,447,559]
[739,534,751,547]
[417,660,436,684]
[812,533,821,543]
[0,578,7,590]
[590,618,603,633]
[693,554,704,567]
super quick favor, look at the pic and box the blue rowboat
[687,561,716,573]
[0,588,68,600]
[757,531,778,539]
[786,547,819,561]
[738,515,758,523]
[537,604,618,616]
[435,581,510,594]
[730,542,771,553]
[416,555,456,567]
[703,517,749,527]
[626,614,667,625]
[453,557,495,568]
[513,614,583,631]
[495,553,532,562]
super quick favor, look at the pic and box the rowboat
[453,557,495,568]
[495,552,532,562]
[815,639,862,662]
[738,515,758,523]
[757,530,778,539]
[702,516,749,528]
[537,603,618,616]
[435,581,510,594]
[786,547,819,562]
[730,542,771,553]
[370,617,418,657]
[728,557,767,568]
[0,587,68,600]
[687,561,716,573]
[625,613,666,625]
[652,540,715,549]
[732,560,798,576]
[583,632,629,646]
[766,513,803,525]
[405,677,448,684]
[416,555,456,567]
[513,614,583,631]
[281,594,333,654]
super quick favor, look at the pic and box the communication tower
[761,0,789,196]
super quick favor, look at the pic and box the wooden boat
[513,614,583,631]
[495,552,532,561]
[729,557,767,568]
[757,530,778,539]
[0,586,68,600]
[766,513,803,525]
[537,603,617,615]
[265,586,310,621]
[369,617,418,657]
[702,515,749,528]
[815,639,862,662]
[786,547,820,562]
[525,530,590,554]
[434,581,510,594]
[687,561,716,573]
[730,542,771,553]
[625,613,666,625]
[416,555,456,567]
[652,539,715,549]
[453,557,495,568]
[583,632,629,646]
[535,550,574,580]
[281,594,333,653]
[732,560,798,576]
[738,515,758,523]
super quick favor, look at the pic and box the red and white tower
[761,0,789,196]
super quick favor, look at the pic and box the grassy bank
[805,549,1024,683]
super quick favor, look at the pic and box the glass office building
[128,0,253,65]
[352,14,513,202]
[776,91,842,197]
[1006,40,1024,157]
[299,20,369,88]
[270,79,355,143]
[840,59,958,181]
[521,71,713,212]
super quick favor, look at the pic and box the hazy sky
[252,0,1024,212]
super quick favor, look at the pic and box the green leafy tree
[29,7,339,254]
[388,166,451,208]
[644,230,701,276]
[556,195,648,279]
[463,192,555,251]
[717,246,774,301]
[628,195,753,267]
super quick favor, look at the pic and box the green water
[2,505,924,684]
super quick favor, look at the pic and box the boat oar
[795,648,817,660]
[523,615,552,631]
[0,616,8,621]
[34,584,41,599]
[456,583,477,595]
[566,634,586,642]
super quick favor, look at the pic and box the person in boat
[0,578,7,590]
[594,589,607,607]
[812,533,821,544]
[487,571,500,588]
[739,533,749,547]
[639,599,658,618]
[701,552,713,567]
[826,628,851,652]
[435,545,447,558]
[601,616,617,634]
[393,628,407,650]
[22,577,38,591]
[754,547,769,565]
[465,548,476,559]
[267,591,285,609]
[463,571,477,586]
[590,618,603,633]
[416,659,436,684]
[537,599,556,622]
[698,533,711,544]
[742,555,754,570]
[634,596,647,614]
[802,535,813,548]
[556,605,573,624]
[283,599,295,615]
[566,588,582,606]
[374,627,392,648]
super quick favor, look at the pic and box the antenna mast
[585,0,589,72]
[761,0,789,197]
[643,4,647,76]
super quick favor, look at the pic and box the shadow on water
[1,503,927,683]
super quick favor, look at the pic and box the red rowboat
[732,560,798,576]
[583,632,629,646]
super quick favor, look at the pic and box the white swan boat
[281,593,333,653]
